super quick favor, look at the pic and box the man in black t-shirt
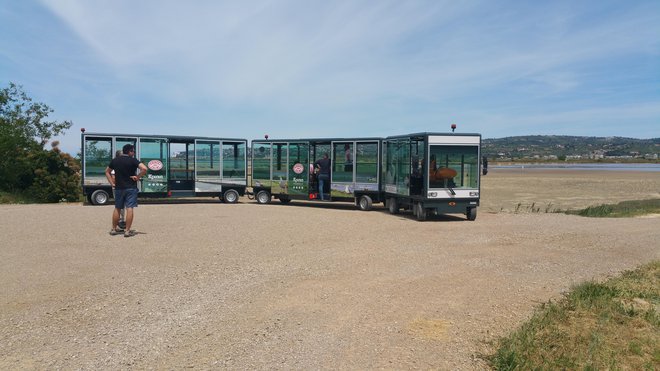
[314,153,331,200]
[105,144,147,237]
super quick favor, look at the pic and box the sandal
[109,229,122,236]
[124,230,136,238]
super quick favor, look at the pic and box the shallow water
[492,163,660,172]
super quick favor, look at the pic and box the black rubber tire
[467,207,477,221]
[387,198,399,214]
[223,189,239,204]
[90,190,110,205]
[414,202,427,221]
[256,190,271,204]
[357,195,373,211]
[358,195,373,211]
[279,196,291,204]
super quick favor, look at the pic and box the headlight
[428,192,437,197]
[469,191,479,197]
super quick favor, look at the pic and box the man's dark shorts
[114,188,138,209]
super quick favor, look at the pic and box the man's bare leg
[112,208,121,230]
[124,208,135,232]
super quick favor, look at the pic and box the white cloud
[30,0,660,146]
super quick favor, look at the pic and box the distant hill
[482,135,659,161]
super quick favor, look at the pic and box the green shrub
[27,146,81,202]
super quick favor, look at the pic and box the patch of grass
[566,199,660,218]
[513,202,561,214]
[488,261,660,370]
[0,190,83,204]
[0,190,38,204]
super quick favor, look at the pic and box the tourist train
[81,128,487,221]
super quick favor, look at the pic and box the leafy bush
[27,144,81,202]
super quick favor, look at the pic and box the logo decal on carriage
[292,163,304,174]
[148,160,163,171]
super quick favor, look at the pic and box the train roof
[385,132,482,139]
[82,132,247,142]
[251,137,383,143]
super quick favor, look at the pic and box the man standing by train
[314,152,331,201]
[105,144,148,237]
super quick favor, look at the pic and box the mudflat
[1,169,658,369]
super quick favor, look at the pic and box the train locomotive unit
[382,132,485,221]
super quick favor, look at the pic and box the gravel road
[1,169,658,370]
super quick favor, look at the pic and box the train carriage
[81,131,247,205]
[251,137,383,210]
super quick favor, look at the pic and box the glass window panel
[271,143,288,193]
[382,140,390,188]
[384,140,396,186]
[429,145,479,189]
[355,142,378,183]
[115,138,137,158]
[410,139,425,195]
[222,141,245,179]
[84,137,112,182]
[139,138,168,193]
[252,143,271,186]
[287,142,308,195]
[332,142,353,183]
[169,143,191,180]
[395,139,410,195]
[196,141,221,177]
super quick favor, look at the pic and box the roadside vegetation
[566,199,660,218]
[0,190,38,204]
[0,82,80,203]
[508,199,660,217]
[489,261,660,370]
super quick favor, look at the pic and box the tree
[0,82,79,201]
[0,82,72,147]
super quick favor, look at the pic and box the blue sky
[1,1,659,154]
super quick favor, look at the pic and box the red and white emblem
[148,160,163,171]
[292,163,304,174]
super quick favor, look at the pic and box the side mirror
[482,156,489,176]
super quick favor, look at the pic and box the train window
[252,143,271,187]
[428,145,479,189]
[196,141,221,177]
[84,137,112,183]
[356,142,378,184]
[116,138,137,157]
[332,142,353,183]
[139,138,168,193]
[223,141,246,180]
[170,143,192,180]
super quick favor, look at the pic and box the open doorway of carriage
[310,142,331,200]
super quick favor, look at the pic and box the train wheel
[223,189,239,204]
[357,195,373,211]
[414,202,427,221]
[91,190,110,205]
[467,207,477,221]
[279,196,291,204]
[256,190,271,204]
[387,198,399,214]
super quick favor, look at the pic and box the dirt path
[1,169,659,369]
